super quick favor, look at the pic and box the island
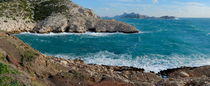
[113,12,176,19]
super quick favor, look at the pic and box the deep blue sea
[15,18,210,72]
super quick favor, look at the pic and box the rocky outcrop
[33,13,138,33]
[33,13,69,33]
[159,66,210,78]
[160,16,176,19]
[95,20,138,33]
[0,0,139,33]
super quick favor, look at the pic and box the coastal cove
[15,18,210,73]
[1,0,210,85]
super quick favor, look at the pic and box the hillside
[0,0,139,33]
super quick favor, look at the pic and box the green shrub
[0,76,23,86]
[0,62,18,74]
[20,50,39,65]
[33,0,69,21]
[0,0,70,21]
[0,53,6,62]
[0,0,33,20]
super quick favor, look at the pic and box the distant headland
[108,12,176,19]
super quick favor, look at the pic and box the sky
[71,0,210,18]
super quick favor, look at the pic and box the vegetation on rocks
[0,62,18,74]
[0,76,23,86]
[0,0,33,20]
[0,52,5,61]
[20,50,39,65]
[32,0,69,21]
[0,62,23,86]
[1,29,210,85]
[0,0,69,21]
[0,0,139,33]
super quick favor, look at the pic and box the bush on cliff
[0,76,23,86]
[0,62,23,86]
[32,0,69,21]
[0,0,69,21]
[0,0,33,20]
[20,50,39,66]
[0,62,18,74]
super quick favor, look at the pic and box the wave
[175,18,181,20]
[45,51,210,73]
[18,32,142,37]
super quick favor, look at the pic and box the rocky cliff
[0,0,138,33]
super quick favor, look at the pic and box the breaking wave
[19,32,141,37]
[45,51,210,73]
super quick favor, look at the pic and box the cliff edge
[0,0,139,33]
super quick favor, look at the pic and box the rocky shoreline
[0,32,210,86]
[1,0,210,86]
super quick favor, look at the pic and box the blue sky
[71,0,210,18]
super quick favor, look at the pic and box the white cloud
[75,0,210,18]
[152,0,158,4]
[95,1,210,18]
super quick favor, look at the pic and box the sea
[15,18,210,73]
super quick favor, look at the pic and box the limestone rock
[0,0,139,33]
[33,13,68,33]
[0,17,35,33]
[95,19,139,33]
[66,16,87,33]
[179,71,190,77]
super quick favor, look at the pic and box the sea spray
[18,32,131,37]
[45,51,210,73]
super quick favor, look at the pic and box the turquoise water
[16,18,210,72]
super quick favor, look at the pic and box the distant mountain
[113,12,176,19]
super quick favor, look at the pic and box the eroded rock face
[0,0,139,33]
[66,16,87,33]
[0,17,35,33]
[33,13,68,33]
[95,19,138,33]
[33,13,139,33]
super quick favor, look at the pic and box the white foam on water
[175,18,180,20]
[45,51,210,73]
[18,32,141,37]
